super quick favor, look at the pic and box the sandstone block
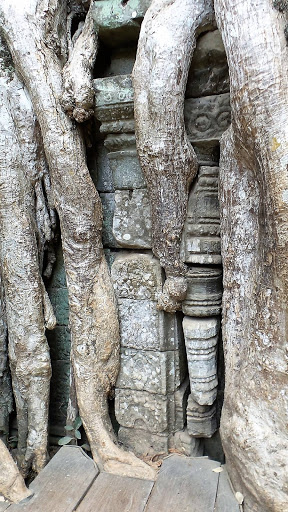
[94,75,134,126]
[115,388,185,434]
[46,326,71,361]
[111,252,162,301]
[118,427,169,457]
[48,288,69,326]
[113,189,152,248]
[186,30,229,98]
[93,145,114,193]
[116,348,184,395]
[108,149,146,189]
[92,1,152,47]
[116,298,183,351]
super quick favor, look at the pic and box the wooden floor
[0,446,241,512]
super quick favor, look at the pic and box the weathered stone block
[100,193,119,248]
[46,326,71,361]
[186,30,229,98]
[104,133,136,153]
[115,388,185,434]
[183,316,219,406]
[108,149,146,189]
[118,427,169,456]
[181,166,221,265]
[170,429,204,457]
[182,267,222,317]
[111,252,162,301]
[94,75,134,126]
[116,348,184,395]
[113,189,152,248]
[92,0,152,47]
[116,299,183,351]
[185,93,231,142]
[187,396,217,438]
[48,288,69,326]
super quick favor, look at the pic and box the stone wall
[47,5,230,461]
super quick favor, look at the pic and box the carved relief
[181,166,221,265]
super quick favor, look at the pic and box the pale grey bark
[62,2,98,122]
[133,0,215,312]
[0,49,56,474]
[215,1,288,511]
[0,0,155,480]
[0,439,32,503]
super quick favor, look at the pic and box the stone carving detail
[183,317,219,438]
[181,166,221,265]
[182,267,222,317]
[183,317,219,405]
[185,93,231,142]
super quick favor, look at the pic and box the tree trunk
[0,0,155,480]
[215,1,288,510]
[133,0,214,312]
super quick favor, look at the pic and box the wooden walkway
[0,446,241,512]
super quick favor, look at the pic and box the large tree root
[0,50,55,475]
[0,0,156,480]
[0,440,32,503]
[215,1,288,510]
[62,1,98,122]
[133,0,214,312]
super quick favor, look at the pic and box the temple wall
[47,3,231,461]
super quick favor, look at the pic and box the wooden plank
[0,497,10,511]
[214,466,241,512]
[145,455,220,512]
[8,446,99,512]
[76,472,154,512]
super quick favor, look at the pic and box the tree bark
[215,1,288,510]
[0,0,155,480]
[0,439,32,504]
[0,46,55,474]
[62,1,98,122]
[133,0,214,312]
